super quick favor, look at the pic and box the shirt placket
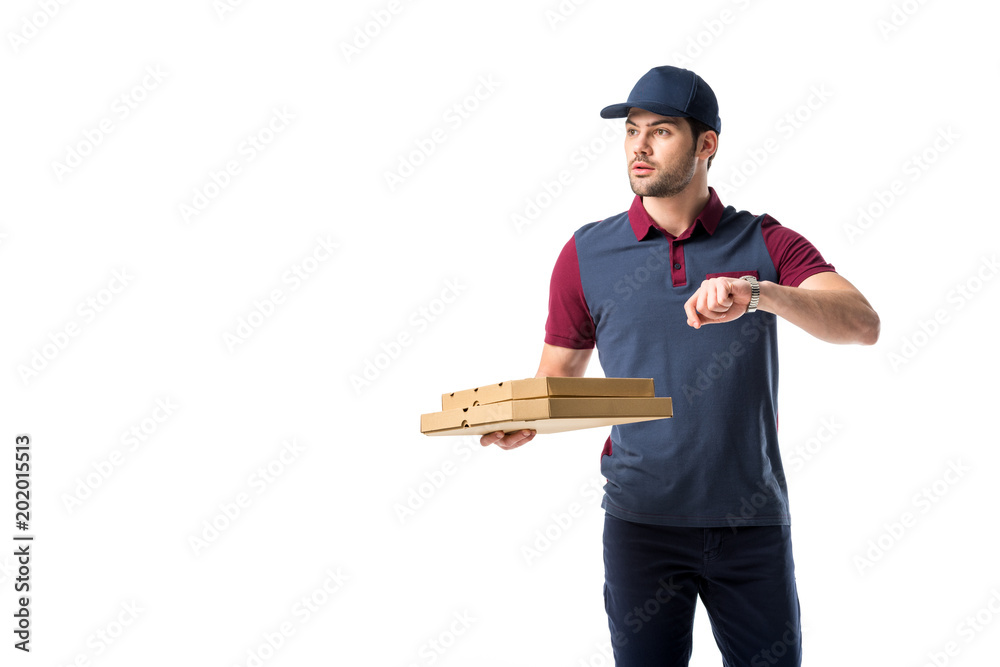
[670,239,687,287]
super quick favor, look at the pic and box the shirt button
[673,263,682,270]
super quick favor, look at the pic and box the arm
[684,271,880,345]
[482,234,595,450]
[480,344,594,450]
[535,342,593,378]
[758,272,880,345]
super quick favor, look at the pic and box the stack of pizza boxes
[420,377,672,436]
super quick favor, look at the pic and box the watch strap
[740,276,760,313]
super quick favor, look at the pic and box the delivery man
[481,66,879,666]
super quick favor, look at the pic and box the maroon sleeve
[760,215,836,287]
[544,236,596,349]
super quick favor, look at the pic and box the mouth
[631,161,654,175]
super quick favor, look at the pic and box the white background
[2,0,999,665]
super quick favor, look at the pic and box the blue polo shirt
[544,187,834,528]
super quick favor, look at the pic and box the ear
[697,130,718,160]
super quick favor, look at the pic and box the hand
[684,277,752,329]
[480,429,536,450]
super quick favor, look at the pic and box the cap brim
[600,101,689,119]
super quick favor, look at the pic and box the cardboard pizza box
[420,396,672,436]
[441,377,655,411]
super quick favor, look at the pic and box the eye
[656,128,670,136]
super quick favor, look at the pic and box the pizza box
[441,377,655,411]
[421,396,672,436]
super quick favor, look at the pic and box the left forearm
[757,280,880,345]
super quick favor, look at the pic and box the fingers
[480,429,536,450]
[700,280,732,318]
[686,279,738,328]
[713,279,734,312]
[683,292,703,328]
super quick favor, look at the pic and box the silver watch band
[740,276,760,313]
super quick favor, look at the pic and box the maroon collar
[628,187,724,242]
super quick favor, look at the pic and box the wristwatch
[740,276,760,313]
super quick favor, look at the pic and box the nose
[629,130,651,158]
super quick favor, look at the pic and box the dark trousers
[603,513,801,667]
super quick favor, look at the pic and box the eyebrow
[625,117,681,127]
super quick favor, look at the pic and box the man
[481,66,879,666]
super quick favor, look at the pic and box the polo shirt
[545,187,834,528]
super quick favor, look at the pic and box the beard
[628,141,698,198]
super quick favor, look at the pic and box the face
[625,108,699,198]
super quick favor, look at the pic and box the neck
[641,180,711,238]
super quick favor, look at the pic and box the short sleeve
[544,236,596,349]
[760,215,836,287]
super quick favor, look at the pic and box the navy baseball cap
[600,66,721,134]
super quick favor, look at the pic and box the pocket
[705,270,759,280]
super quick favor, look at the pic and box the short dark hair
[684,117,717,170]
